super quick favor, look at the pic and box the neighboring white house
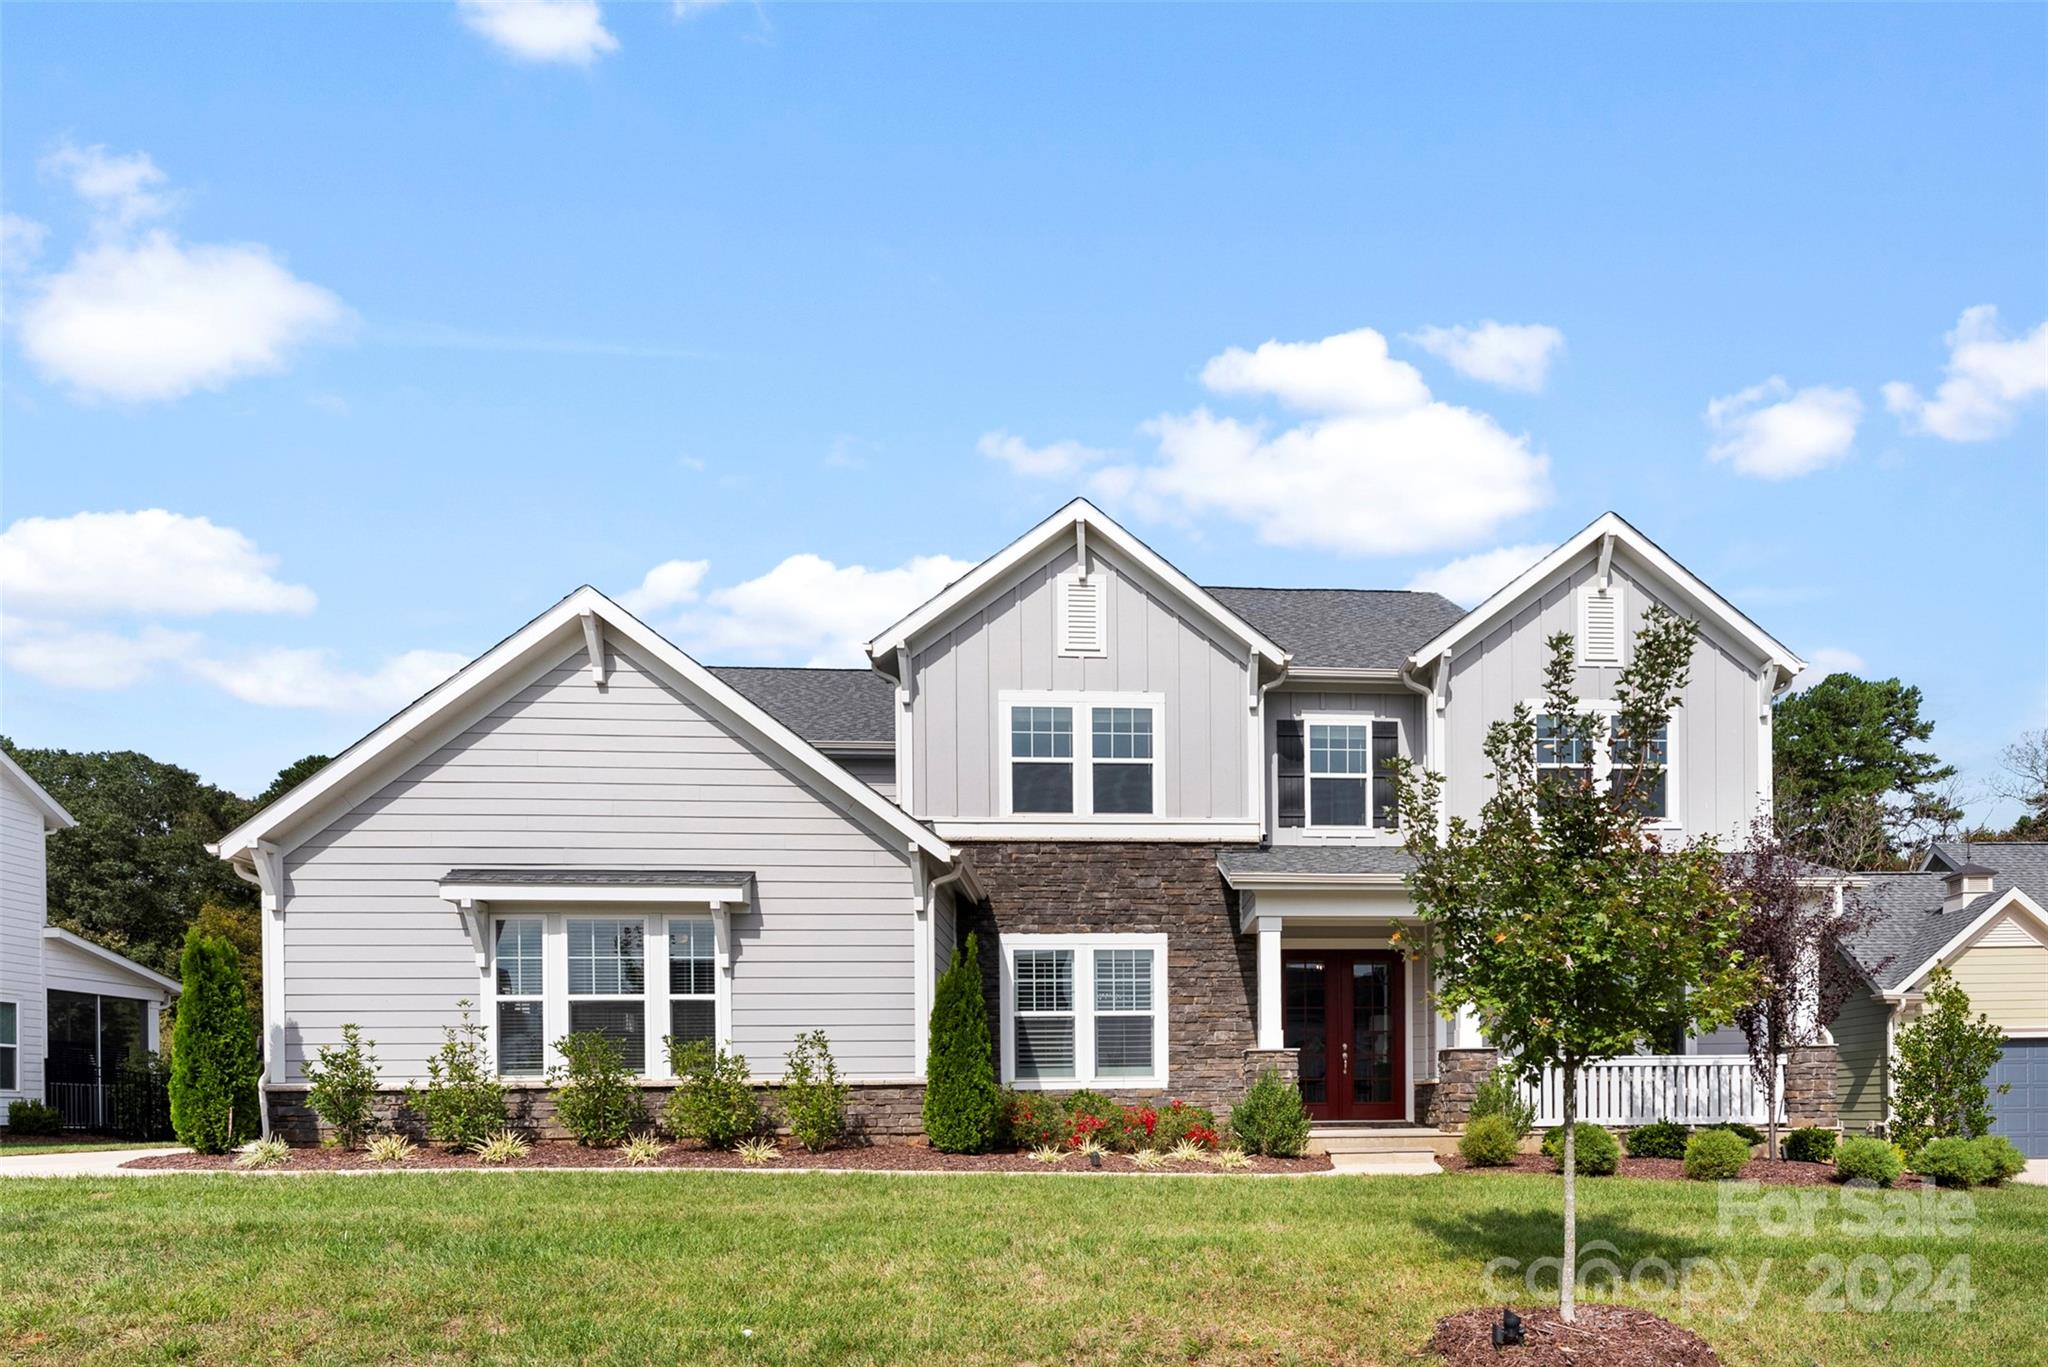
[1,750,180,1123]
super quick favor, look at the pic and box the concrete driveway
[2015,1158,2048,1187]
[0,1147,183,1178]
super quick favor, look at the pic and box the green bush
[1913,1136,1995,1189]
[998,1090,1067,1149]
[1975,1135,2027,1185]
[1626,1120,1689,1159]
[1540,1123,1618,1175]
[405,1004,506,1152]
[1064,1089,1123,1146]
[1230,1069,1312,1157]
[922,935,1000,1153]
[1703,1121,1764,1147]
[662,1038,762,1149]
[781,1030,849,1152]
[1469,1065,1537,1138]
[550,1031,639,1147]
[1890,968,2008,1155]
[168,927,262,1153]
[1684,1128,1752,1180]
[1459,1114,1520,1167]
[6,1100,62,1136]
[1783,1127,1839,1164]
[304,1023,381,1149]
[1834,1135,1904,1187]
[1152,1098,1221,1149]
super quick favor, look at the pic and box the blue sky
[2,2,2043,819]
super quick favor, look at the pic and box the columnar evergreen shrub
[1625,1120,1689,1159]
[1540,1124,1618,1175]
[304,1023,381,1149]
[1229,1069,1312,1157]
[781,1029,849,1152]
[1469,1065,1537,1138]
[1834,1136,1904,1186]
[662,1038,762,1148]
[922,934,1000,1153]
[406,1003,505,1151]
[551,1031,639,1146]
[1783,1127,1838,1164]
[1459,1114,1520,1167]
[1683,1128,1752,1180]
[168,928,261,1153]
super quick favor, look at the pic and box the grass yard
[2,1171,2044,1364]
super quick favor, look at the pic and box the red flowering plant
[1066,1111,1108,1150]
[1120,1104,1159,1150]
[1152,1098,1222,1150]
[1183,1124,1221,1150]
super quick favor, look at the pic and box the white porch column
[1454,1002,1484,1050]
[1256,921,1283,1049]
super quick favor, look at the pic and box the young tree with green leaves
[1392,606,1758,1324]
[168,927,262,1153]
[923,933,1001,1152]
[1890,968,2010,1155]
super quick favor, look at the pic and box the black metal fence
[44,1061,174,1139]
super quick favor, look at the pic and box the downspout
[916,859,974,1077]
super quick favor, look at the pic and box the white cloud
[1804,647,1867,679]
[1083,328,1550,556]
[1406,321,1566,393]
[979,430,1109,479]
[40,142,173,229]
[1404,543,1553,608]
[1704,377,1862,480]
[1882,306,2048,442]
[458,0,619,66]
[618,558,709,615]
[674,553,974,666]
[0,618,200,690]
[672,0,730,16]
[187,646,469,711]
[2,213,47,271]
[0,509,317,617]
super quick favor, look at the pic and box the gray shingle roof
[1204,587,1468,670]
[1217,845,1417,882]
[708,666,893,747]
[442,868,755,888]
[1843,843,2048,990]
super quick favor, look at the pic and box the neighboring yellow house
[1837,842,2048,1157]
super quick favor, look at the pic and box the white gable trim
[1889,889,2048,995]
[864,499,1288,673]
[212,587,958,867]
[1,749,75,831]
[41,927,181,994]
[1407,512,1805,690]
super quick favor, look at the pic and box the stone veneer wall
[265,1083,926,1146]
[1781,1044,1840,1130]
[957,841,1259,1116]
[1427,1047,1500,1130]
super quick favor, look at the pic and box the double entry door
[1282,951,1405,1122]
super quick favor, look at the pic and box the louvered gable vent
[1059,573,1106,656]
[1578,585,1622,666]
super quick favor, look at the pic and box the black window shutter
[1276,719,1305,828]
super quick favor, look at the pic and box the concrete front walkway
[2015,1158,2048,1187]
[0,1147,184,1178]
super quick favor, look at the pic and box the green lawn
[3,1171,2043,1364]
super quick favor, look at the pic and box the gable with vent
[1058,570,1107,657]
[1577,582,1624,666]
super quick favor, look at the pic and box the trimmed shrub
[1834,1136,1904,1187]
[781,1030,849,1152]
[406,1004,506,1152]
[1459,1114,1520,1167]
[663,1038,762,1149]
[1977,1135,2027,1185]
[551,1031,639,1147]
[304,1023,380,1149]
[922,935,1000,1153]
[1540,1123,1618,1176]
[1783,1127,1839,1165]
[1684,1128,1752,1180]
[1703,1121,1764,1147]
[1118,1103,1162,1151]
[1064,1089,1123,1148]
[1913,1136,1995,1189]
[1469,1065,1537,1138]
[1230,1069,1312,1158]
[1626,1119,1689,1160]
[999,1091,1068,1149]
[1153,1098,1221,1150]
[6,1099,62,1136]
[169,927,262,1153]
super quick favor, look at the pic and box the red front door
[1283,951,1406,1122]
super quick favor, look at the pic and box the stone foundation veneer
[264,1082,927,1146]
[1242,1048,1299,1090]
[1427,1047,1500,1130]
[1781,1044,1840,1130]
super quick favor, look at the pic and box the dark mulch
[124,1141,1331,1175]
[1427,1304,1720,1366]
[1436,1151,1856,1187]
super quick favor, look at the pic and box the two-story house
[212,501,1820,1143]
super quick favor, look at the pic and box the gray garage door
[1988,1037,2048,1158]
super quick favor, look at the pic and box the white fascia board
[935,818,1263,842]
[214,586,959,868]
[1282,667,1406,684]
[0,749,75,831]
[1218,871,1410,891]
[41,927,181,994]
[863,498,1288,673]
[1889,889,2048,995]
[438,882,754,907]
[1406,512,1806,689]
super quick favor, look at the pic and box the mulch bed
[124,1141,1331,1175]
[1427,1304,1720,1366]
[1435,1151,1856,1186]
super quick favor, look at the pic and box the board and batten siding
[280,643,920,1084]
[0,776,50,1107]
[834,754,897,803]
[1440,557,1766,846]
[908,540,1251,821]
[1264,688,1425,845]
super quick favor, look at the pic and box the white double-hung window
[667,916,717,1053]
[0,1001,17,1091]
[493,917,545,1077]
[567,918,648,1072]
[999,934,1167,1089]
[1305,715,1402,830]
[1001,691,1164,818]
[1532,705,1675,825]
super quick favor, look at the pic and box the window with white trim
[1306,716,1401,830]
[1002,692,1164,818]
[1607,716,1672,821]
[1010,706,1074,813]
[1000,934,1167,1088]
[0,1001,16,1091]
[493,917,545,1077]
[1534,707,1674,824]
[667,916,717,1053]
[567,918,647,1072]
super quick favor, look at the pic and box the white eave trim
[863,498,1288,673]
[41,927,181,994]
[1,749,75,831]
[935,818,1262,843]
[1218,870,1411,892]
[1405,511,1806,689]
[1888,888,2048,995]
[212,586,959,867]
[438,881,755,907]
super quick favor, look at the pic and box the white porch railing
[1524,1056,1785,1127]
